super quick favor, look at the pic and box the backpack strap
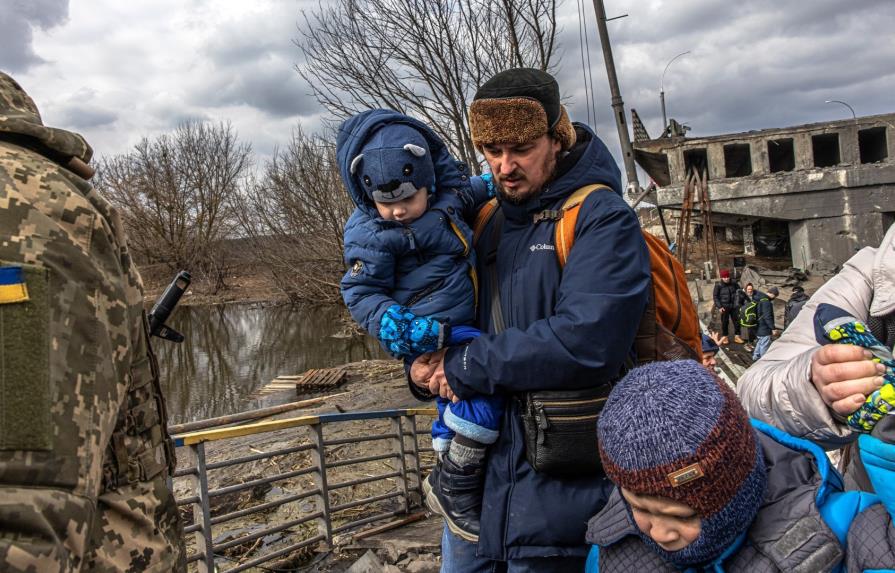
[473,198,499,245]
[554,184,612,267]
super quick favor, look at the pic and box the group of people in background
[713,269,793,361]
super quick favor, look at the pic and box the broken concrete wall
[789,212,886,270]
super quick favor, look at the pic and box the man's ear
[350,154,364,175]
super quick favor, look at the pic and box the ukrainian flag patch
[0,266,30,304]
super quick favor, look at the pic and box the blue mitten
[406,315,448,355]
[379,304,417,357]
[480,172,496,197]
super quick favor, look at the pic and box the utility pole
[591,0,640,196]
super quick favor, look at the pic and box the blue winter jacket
[847,419,895,572]
[585,420,881,573]
[337,110,490,342]
[441,124,652,560]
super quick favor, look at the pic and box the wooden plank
[175,407,439,446]
[168,393,348,434]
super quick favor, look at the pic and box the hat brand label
[668,463,705,487]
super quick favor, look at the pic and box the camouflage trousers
[0,478,184,572]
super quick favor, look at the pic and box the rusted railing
[171,407,437,572]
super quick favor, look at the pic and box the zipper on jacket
[405,278,445,307]
[535,398,606,408]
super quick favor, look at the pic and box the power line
[582,0,598,130]
[576,0,592,126]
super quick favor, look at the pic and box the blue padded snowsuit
[336,109,503,448]
[585,420,881,573]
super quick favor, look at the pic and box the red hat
[720,269,730,279]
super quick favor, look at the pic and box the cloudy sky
[4,0,893,175]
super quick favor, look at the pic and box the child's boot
[424,455,483,542]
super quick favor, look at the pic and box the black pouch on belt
[520,384,613,478]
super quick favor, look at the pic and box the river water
[154,304,385,424]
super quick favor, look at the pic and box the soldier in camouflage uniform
[0,72,185,571]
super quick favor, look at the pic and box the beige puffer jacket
[737,223,895,450]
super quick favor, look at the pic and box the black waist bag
[520,384,613,478]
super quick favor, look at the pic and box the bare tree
[295,0,558,170]
[96,121,252,292]
[232,127,353,304]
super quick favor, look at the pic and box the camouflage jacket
[0,72,184,571]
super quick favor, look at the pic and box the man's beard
[495,152,558,206]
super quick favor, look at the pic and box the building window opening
[723,143,752,177]
[683,148,709,179]
[753,219,791,259]
[768,138,795,173]
[812,133,840,167]
[859,127,888,164]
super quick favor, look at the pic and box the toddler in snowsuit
[585,359,884,572]
[337,109,500,541]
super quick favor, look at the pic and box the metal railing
[171,407,437,572]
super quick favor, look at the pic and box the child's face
[621,488,702,552]
[375,188,428,223]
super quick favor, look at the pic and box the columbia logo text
[529,243,555,252]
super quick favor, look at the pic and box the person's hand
[410,349,446,390]
[772,329,781,337]
[810,344,886,417]
[708,330,722,346]
[720,307,726,314]
[426,352,458,403]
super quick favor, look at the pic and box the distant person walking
[753,286,779,360]
[739,283,759,351]
[784,285,810,330]
[712,269,742,344]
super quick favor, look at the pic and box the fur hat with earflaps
[469,68,576,151]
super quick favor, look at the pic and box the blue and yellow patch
[0,266,30,304]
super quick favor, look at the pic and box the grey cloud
[45,88,118,130]
[193,1,319,117]
[55,104,118,129]
[556,0,894,148]
[0,0,69,72]
[193,61,319,118]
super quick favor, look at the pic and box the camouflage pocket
[0,264,51,450]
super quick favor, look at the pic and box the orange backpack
[473,184,702,364]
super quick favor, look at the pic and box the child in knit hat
[585,359,881,572]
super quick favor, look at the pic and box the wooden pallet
[288,366,349,395]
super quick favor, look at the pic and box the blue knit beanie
[598,360,767,566]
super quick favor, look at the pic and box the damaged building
[632,112,895,270]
